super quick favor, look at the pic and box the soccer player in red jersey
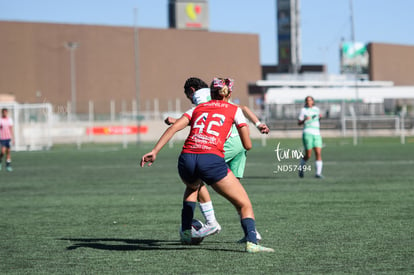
[165,77,268,242]
[141,78,274,253]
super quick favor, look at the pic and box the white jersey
[298,106,321,135]
[192,88,211,105]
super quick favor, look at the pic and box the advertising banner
[86,126,148,136]
[169,0,209,30]
[341,42,369,74]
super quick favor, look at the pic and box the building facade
[0,21,261,115]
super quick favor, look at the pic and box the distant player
[0,108,14,172]
[298,96,323,178]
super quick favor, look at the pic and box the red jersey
[182,100,247,157]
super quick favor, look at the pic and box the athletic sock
[241,218,257,244]
[315,160,323,175]
[181,201,196,231]
[199,201,217,225]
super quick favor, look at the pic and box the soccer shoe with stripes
[179,229,192,245]
[192,222,221,238]
[237,230,262,243]
[246,242,274,253]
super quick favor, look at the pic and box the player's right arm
[298,108,308,125]
[141,115,189,167]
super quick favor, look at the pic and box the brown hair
[210,78,233,100]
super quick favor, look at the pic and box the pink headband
[212,78,234,92]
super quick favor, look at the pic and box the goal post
[0,102,53,151]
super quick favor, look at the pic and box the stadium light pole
[293,0,301,75]
[134,8,141,145]
[349,0,359,101]
[65,42,79,120]
[349,0,359,145]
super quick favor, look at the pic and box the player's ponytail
[210,77,234,100]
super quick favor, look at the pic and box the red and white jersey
[182,100,248,157]
[0,117,13,140]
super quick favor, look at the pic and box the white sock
[199,201,217,225]
[315,160,323,175]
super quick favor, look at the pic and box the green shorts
[223,136,246,178]
[302,133,323,151]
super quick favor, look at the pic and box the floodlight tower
[134,8,141,144]
[349,0,359,145]
[349,0,359,101]
[65,41,79,119]
[277,0,301,74]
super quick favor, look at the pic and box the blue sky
[1,0,413,74]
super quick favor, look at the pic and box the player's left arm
[9,120,14,144]
[234,107,252,150]
[237,125,252,151]
[10,126,14,144]
[141,115,189,167]
[164,116,178,125]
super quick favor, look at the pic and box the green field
[1,137,413,274]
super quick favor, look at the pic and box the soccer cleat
[180,229,192,244]
[315,174,324,179]
[299,168,304,178]
[0,163,2,171]
[246,242,274,253]
[192,222,221,238]
[6,165,12,172]
[237,230,262,243]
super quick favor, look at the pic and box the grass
[0,137,413,274]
